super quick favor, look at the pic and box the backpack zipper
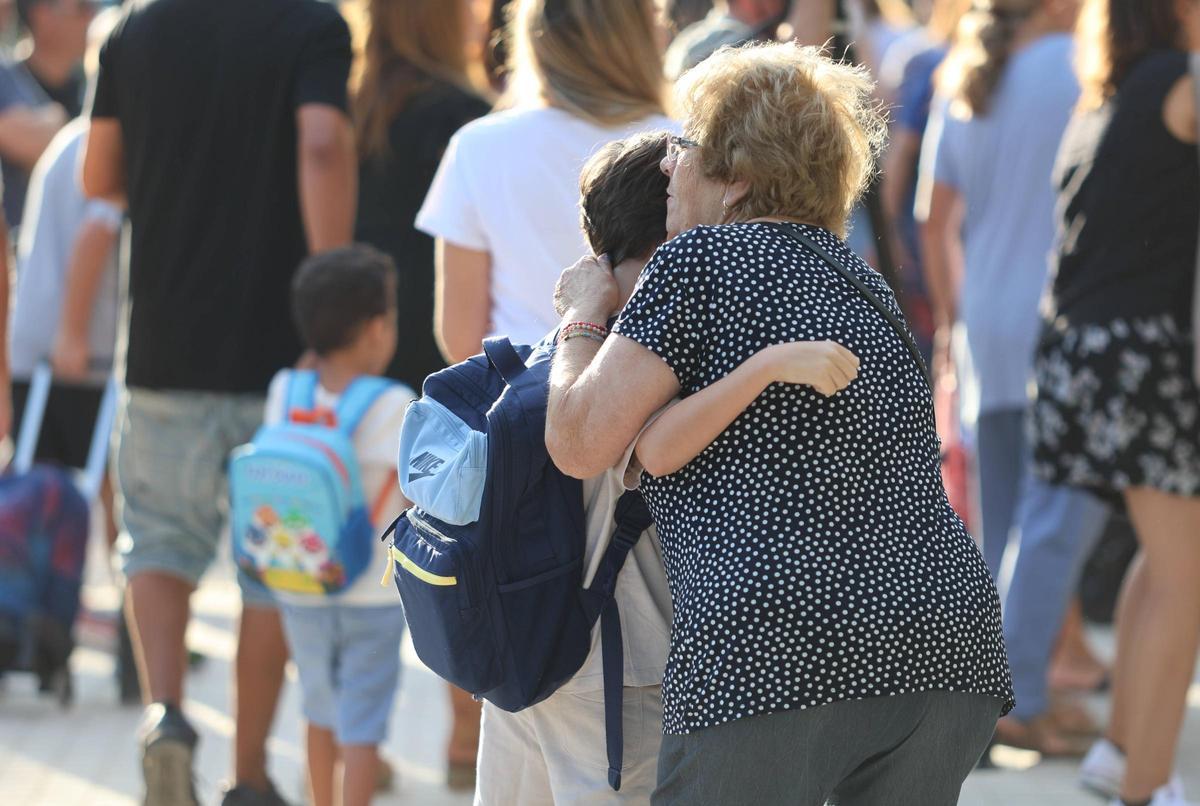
[404,509,477,608]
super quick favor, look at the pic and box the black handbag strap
[765,222,931,388]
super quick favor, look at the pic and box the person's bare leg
[1118,488,1200,801]
[305,723,337,806]
[447,684,481,764]
[101,474,119,551]
[234,605,289,790]
[342,744,379,806]
[1105,552,1147,752]
[1048,598,1109,691]
[127,571,194,705]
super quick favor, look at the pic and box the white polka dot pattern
[613,222,1014,735]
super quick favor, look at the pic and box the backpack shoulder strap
[583,491,653,606]
[579,489,654,792]
[335,376,397,435]
[285,371,319,419]
[483,337,528,385]
[766,222,931,387]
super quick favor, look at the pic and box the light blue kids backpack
[230,370,395,596]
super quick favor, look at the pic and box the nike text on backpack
[389,336,652,791]
[229,371,394,596]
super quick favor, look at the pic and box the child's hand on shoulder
[759,341,860,397]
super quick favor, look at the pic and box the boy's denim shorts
[279,603,407,746]
[115,387,273,607]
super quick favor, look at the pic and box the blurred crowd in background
[0,1,1196,806]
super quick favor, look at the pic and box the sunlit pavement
[1,536,1196,806]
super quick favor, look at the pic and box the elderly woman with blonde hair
[547,42,1013,805]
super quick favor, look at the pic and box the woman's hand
[554,254,620,321]
[762,341,860,397]
[51,330,91,382]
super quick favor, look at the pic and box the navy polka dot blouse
[614,222,1014,735]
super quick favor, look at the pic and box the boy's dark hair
[579,131,669,266]
[291,244,396,356]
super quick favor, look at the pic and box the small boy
[474,131,676,805]
[268,245,413,806]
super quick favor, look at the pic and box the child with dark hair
[268,244,415,806]
[477,131,859,803]
[475,130,677,805]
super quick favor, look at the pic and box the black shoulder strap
[578,489,653,792]
[766,222,931,388]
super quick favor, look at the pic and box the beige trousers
[474,685,664,806]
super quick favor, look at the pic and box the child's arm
[635,341,859,478]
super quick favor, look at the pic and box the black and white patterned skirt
[1030,314,1200,503]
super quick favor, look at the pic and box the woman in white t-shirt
[416,0,676,362]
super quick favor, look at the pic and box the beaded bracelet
[558,320,609,344]
[560,329,607,346]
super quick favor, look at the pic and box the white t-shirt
[264,370,416,608]
[415,106,678,347]
[560,433,672,693]
[9,119,122,384]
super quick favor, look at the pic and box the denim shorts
[115,386,273,606]
[279,603,407,746]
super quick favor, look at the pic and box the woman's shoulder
[1124,49,1189,92]
[653,225,722,260]
[658,222,802,254]
[440,106,580,162]
[647,223,792,277]
[399,80,491,128]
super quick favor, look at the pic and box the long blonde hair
[938,0,1039,117]
[504,0,667,126]
[350,0,482,158]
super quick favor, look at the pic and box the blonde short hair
[677,42,887,237]
[505,0,666,127]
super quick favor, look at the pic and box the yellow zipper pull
[379,544,395,587]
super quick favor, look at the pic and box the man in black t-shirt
[82,1,356,804]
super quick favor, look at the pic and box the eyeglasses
[666,134,700,163]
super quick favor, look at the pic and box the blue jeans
[975,408,1110,721]
[279,603,406,746]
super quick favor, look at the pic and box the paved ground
[1,538,1197,806]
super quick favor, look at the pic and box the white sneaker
[1108,782,1197,806]
[1083,739,1187,801]
[1082,739,1125,798]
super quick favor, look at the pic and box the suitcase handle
[12,361,52,475]
[11,360,117,505]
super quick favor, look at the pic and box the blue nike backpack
[230,371,394,596]
[388,336,652,790]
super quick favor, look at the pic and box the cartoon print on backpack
[236,503,344,593]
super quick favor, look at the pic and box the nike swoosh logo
[409,471,436,481]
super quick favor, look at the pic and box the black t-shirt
[1049,51,1200,328]
[355,80,490,391]
[89,0,352,392]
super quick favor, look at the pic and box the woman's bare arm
[435,239,492,363]
[547,329,680,479]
